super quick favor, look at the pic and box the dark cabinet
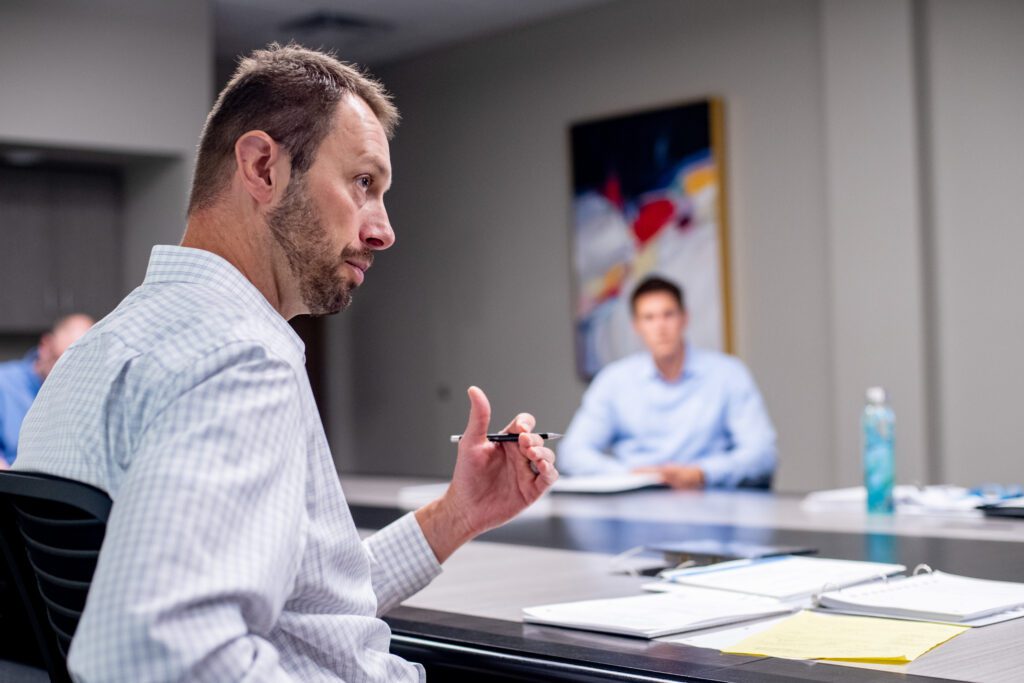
[0,166,121,332]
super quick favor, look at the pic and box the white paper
[666,614,793,650]
[550,473,665,494]
[523,587,793,638]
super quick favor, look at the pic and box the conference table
[343,476,1024,682]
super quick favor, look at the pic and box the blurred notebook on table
[979,497,1024,518]
[645,555,905,601]
[550,472,666,494]
[523,587,793,638]
[648,539,816,565]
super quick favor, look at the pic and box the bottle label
[864,413,895,514]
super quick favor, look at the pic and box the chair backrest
[0,471,112,683]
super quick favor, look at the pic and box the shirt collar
[645,342,699,382]
[143,245,305,356]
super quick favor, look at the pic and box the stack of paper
[647,555,905,601]
[523,587,793,638]
[818,570,1024,625]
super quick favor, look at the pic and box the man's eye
[357,176,373,190]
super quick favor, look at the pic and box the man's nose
[362,206,395,250]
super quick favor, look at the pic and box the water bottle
[862,386,895,515]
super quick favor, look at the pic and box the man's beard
[267,176,371,316]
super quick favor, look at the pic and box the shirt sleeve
[363,512,442,615]
[557,371,630,476]
[696,362,778,488]
[68,344,308,683]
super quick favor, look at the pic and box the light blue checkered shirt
[558,348,776,488]
[16,245,440,682]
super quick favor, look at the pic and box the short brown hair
[630,276,685,314]
[187,43,399,214]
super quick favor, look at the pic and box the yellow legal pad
[722,611,968,664]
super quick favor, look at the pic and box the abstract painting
[569,98,732,379]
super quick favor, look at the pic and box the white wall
[0,0,213,289]
[925,0,1024,485]
[333,0,835,490]
[820,0,931,487]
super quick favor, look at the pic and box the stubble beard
[267,175,370,316]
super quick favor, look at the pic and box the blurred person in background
[0,313,93,468]
[559,276,776,489]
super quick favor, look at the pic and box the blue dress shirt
[558,346,777,488]
[0,350,42,466]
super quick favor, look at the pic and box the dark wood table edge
[385,605,959,683]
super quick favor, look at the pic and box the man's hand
[416,386,558,562]
[633,464,705,490]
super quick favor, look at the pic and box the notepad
[722,610,968,663]
[647,555,905,601]
[817,570,1024,624]
[522,587,794,638]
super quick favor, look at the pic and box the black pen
[449,432,564,443]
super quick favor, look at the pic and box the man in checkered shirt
[15,44,558,682]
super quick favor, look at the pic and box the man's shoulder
[690,346,753,381]
[99,283,302,377]
[592,353,651,382]
[0,357,23,380]
[0,356,33,391]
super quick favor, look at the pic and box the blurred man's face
[632,292,687,361]
[36,314,93,379]
[268,93,395,316]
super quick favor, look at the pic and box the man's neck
[181,208,300,319]
[653,344,686,381]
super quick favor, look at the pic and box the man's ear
[234,131,287,206]
[36,332,53,355]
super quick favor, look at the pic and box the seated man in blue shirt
[0,313,93,467]
[559,277,776,488]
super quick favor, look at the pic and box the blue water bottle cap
[866,386,887,405]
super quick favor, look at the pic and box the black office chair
[0,471,112,683]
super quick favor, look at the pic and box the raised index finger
[500,412,535,435]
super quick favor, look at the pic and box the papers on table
[523,587,793,638]
[801,485,987,517]
[817,570,1024,625]
[646,555,905,601]
[666,614,793,650]
[722,610,968,663]
[549,472,666,494]
[525,552,1024,665]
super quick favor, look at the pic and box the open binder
[646,555,906,601]
[816,565,1024,625]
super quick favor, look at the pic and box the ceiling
[214,0,611,74]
